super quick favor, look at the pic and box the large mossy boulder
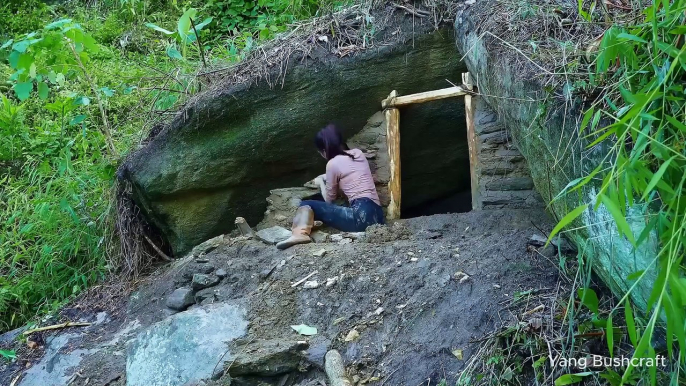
[454,0,658,309]
[119,21,465,255]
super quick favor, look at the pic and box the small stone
[396,261,402,267]
[195,258,209,263]
[407,251,415,256]
[493,284,501,289]
[274,214,287,221]
[256,226,292,244]
[338,238,352,245]
[313,249,327,257]
[304,280,320,289]
[410,257,418,262]
[344,232,366,240]
[325,277,338,287]
[314,221,323,227]
[344,328,360,342]
[311,231,329,243]
[196,264,215,274]
[192,274,220,290]
[166,288,195,311]
[330,234,344,243]
[215,269,227,278]
[373,307,384,315]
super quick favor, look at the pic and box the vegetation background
[0,0,346,333]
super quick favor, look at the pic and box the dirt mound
[1,209,567,386]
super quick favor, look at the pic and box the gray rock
[194,288,217,304]
[215,268,227,278]
[127,303,248,386]
[310,230,329,243]
[227,339,309,377]
[190,235,225,257]
[166,288,195,311]
[192,274,220,290]
[117,27,467,255]
[197,264,216,274]
[256,226,292,244]
[0,326,27,345]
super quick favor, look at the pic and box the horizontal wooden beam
[381,86,469,108]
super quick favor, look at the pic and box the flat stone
[127,303,248,386]
[190,235,225,257]
[310,230,329,243]
[227,339,308,377]
[312,249,327,257]
[19,333,95,386]
[256,226,292,244]
[192,274,220,290]
[215,268,227,278]
[330,234,344,243]
[166,288,195,311]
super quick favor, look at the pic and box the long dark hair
[314,124,356,161]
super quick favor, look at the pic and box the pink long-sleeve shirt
[325,148,381,205]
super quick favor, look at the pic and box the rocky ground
[0,208,571,386]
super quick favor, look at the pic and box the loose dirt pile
[1,209,569,386]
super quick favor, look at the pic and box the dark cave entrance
[398,97,473,218]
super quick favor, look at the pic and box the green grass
[0,0,347,333]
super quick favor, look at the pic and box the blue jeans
[300,198,385,232]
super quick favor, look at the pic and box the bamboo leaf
[607,313,614,356]
[546,204,588,245]
[577,288,599,314]
[641,155,676,201]
[617,32,648,43]
[599,194,635,245]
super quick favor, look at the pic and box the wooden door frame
[381,72,478,220]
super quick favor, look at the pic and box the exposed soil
[1,208,567,386]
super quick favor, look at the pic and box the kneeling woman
[277,125,385,250]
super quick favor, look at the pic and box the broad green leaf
[178,8,198,44]
[606,313,614,356]
[547,204,588,244]
[14,82,33,101]
[194,17,213,31]
[577,288,599,314]
[145,23,174,35]
[166,46,183,60]
[45,18,72,29]
[75,96,90,106]
[69,115,87,126]
[599,194,635,245]
[100,87,115,97]
[38,81,49,100]
[291,324,317,336]
[641,155,676,201]
[0,39,13,50]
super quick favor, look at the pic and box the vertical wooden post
[385,90,402,220]
[462,73,480,210]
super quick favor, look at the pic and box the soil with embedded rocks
[1,209,566,386]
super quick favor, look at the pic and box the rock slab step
[256,226,292,244]
[127,303,248,386]
[227,339,308,377]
